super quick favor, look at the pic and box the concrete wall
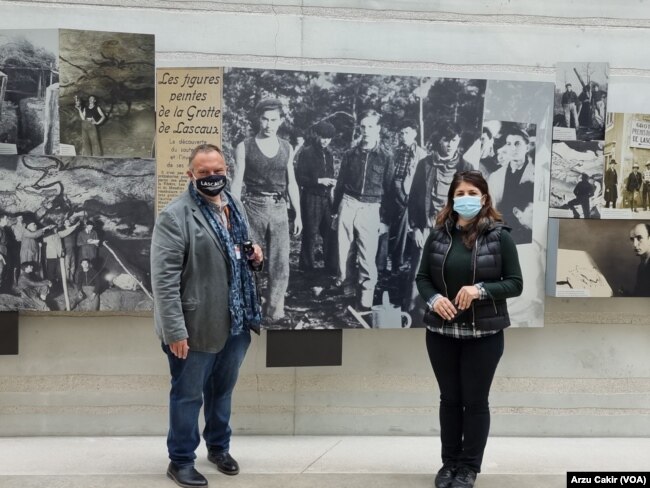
[1,0,650,437]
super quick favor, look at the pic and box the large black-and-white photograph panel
[0,30,59,156]
[483,79,554,327]
[549,141,604,219]
[58,30,155,158]
[550,218,650,297]
[553,62,609,142]
[0,155,154,312]
[602,112,650,218]
[223,67,486,329]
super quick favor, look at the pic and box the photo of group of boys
[223,69,552,328]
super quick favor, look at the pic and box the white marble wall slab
[301,0,650,20]
[1,0,649,438]
[0,2,302,57]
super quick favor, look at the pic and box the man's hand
[432,297,457,321]
[378,222,389,235]
[454,285,480,311]
[169,339,189,359]
[513,203,534,230]
[293,214,303,236]
[317,177,337,187]
[414,228,425,248]
[330,214,339,230]
[249,244,264,266]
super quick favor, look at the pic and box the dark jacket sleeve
[295,146,317,188]
[295,148,308,187]
[415,231,443,303]
[380,152,396,224]
[481,229,523,300]
[408,159,427,230]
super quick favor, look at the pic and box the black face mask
[194,174,227,197]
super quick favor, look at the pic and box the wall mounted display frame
[155,67,222,212]
[0,29,59,156]
[58,29,155,158]
[601,112,650,218]
[547,218,650,297]
[552,62,609,142]
[549,140,604,219]
[1,27,156,316]
[0,155,155,312]
[1,28,155,159]
[221,68,552,329]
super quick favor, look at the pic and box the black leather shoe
[166,462,207,487]
[207,451,240,475]
[434,465,456,488]
[450,466,477,488]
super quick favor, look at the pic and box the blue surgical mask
[453,195,483,219]
[193,174,227,197]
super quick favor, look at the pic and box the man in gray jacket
[151,144,263,488]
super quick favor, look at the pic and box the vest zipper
[471,236,479,329]
[441,223,452,324]
[472,234,499,328]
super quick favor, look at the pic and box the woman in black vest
[416,171,522,488]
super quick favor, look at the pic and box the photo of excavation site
[0,155,155,312]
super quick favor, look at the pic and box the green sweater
[416,226,523,323]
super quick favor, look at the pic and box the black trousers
[46,258,61,283]
[425,329,504,473]
[566,196,590,218]
[643,183,650,210]
[299,192,335,273]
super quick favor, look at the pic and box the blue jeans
[163,332,251,466]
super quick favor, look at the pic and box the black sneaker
[434,465,456,488]
[450,466,477,488]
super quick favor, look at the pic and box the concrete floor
[0,436,648,487]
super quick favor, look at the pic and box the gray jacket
[151,189,250,353]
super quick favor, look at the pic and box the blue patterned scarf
[189,183,262,335]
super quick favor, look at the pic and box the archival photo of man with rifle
[553,62,609,142]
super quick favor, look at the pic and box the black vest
[424,219,511,331]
